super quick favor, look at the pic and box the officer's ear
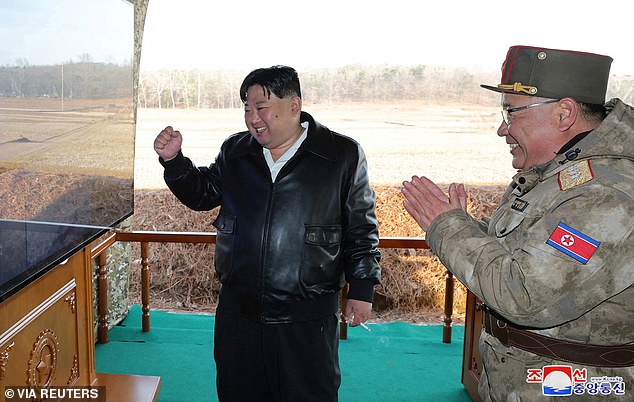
[556,98,578,132]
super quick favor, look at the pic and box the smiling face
[498,93,562,171]
[244,85,302,154]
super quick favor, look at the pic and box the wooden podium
[462,290,484,402]
[0,245,160,402]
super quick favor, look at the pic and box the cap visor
[480,84,506,93]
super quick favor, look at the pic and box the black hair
[239,65,302,103]
[578,102,608,123]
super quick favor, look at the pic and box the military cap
[481,45,613,104]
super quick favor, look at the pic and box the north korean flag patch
[546,222,600,264]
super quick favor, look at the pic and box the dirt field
[135,102,516,189]
[132,103,512,322]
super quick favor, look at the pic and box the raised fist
[154,126,183,161]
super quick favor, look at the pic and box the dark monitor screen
[0,0,135,301]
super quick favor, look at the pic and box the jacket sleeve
[160,150,223,211]
[426,183,634,329]
[341,144,381,302]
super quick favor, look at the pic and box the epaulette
[558,160,594,190]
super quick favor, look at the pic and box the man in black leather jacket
[154,65,381,401]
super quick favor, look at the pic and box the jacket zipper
[258,173,276,317]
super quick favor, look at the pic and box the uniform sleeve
[342,144,381,302]
[427,183,634,328]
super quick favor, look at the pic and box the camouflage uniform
[427,99,634,401]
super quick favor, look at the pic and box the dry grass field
[135,102,516,189]
[131,102,512,323]
[0,97,135,177]
[0,97,135,234]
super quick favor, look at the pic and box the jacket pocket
[212,211,236,283]
[300,225,343,289]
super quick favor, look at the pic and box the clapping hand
[401,176,467,232]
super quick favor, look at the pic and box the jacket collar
[226,111,337,161]
[298,111,337,161]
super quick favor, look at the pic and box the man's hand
[154,126,183,161]
[401,176,467,232]
[344,299,372,327]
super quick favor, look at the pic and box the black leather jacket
[161,111,381,323]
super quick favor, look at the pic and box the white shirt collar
[263,121,309,181]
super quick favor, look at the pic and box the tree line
[138,64,634,108]
[0,57,132,99]
[138,65,503,109]
[2,61,632,106]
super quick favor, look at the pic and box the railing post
[98,252,109,343]
[443,270,455,343]
[141,241,151,332]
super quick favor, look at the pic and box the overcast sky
[0,0,133,66]
[2,0,633,78]
[139,0,634,76]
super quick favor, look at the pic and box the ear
[556,98,578,132]
[290,96,302,115]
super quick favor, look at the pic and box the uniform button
[500,228,506,234]
[219,223,225,229]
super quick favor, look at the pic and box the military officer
[402,46,634,401]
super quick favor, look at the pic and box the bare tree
[152,70,169,108]
[138,74,148,108]
[77,53,95,98]
[9,58,29,97]
[196,69,202,109]
[167,70,178,108]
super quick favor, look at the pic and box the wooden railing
[91,231,455,344]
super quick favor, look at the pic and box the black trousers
[214,305,340,402]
